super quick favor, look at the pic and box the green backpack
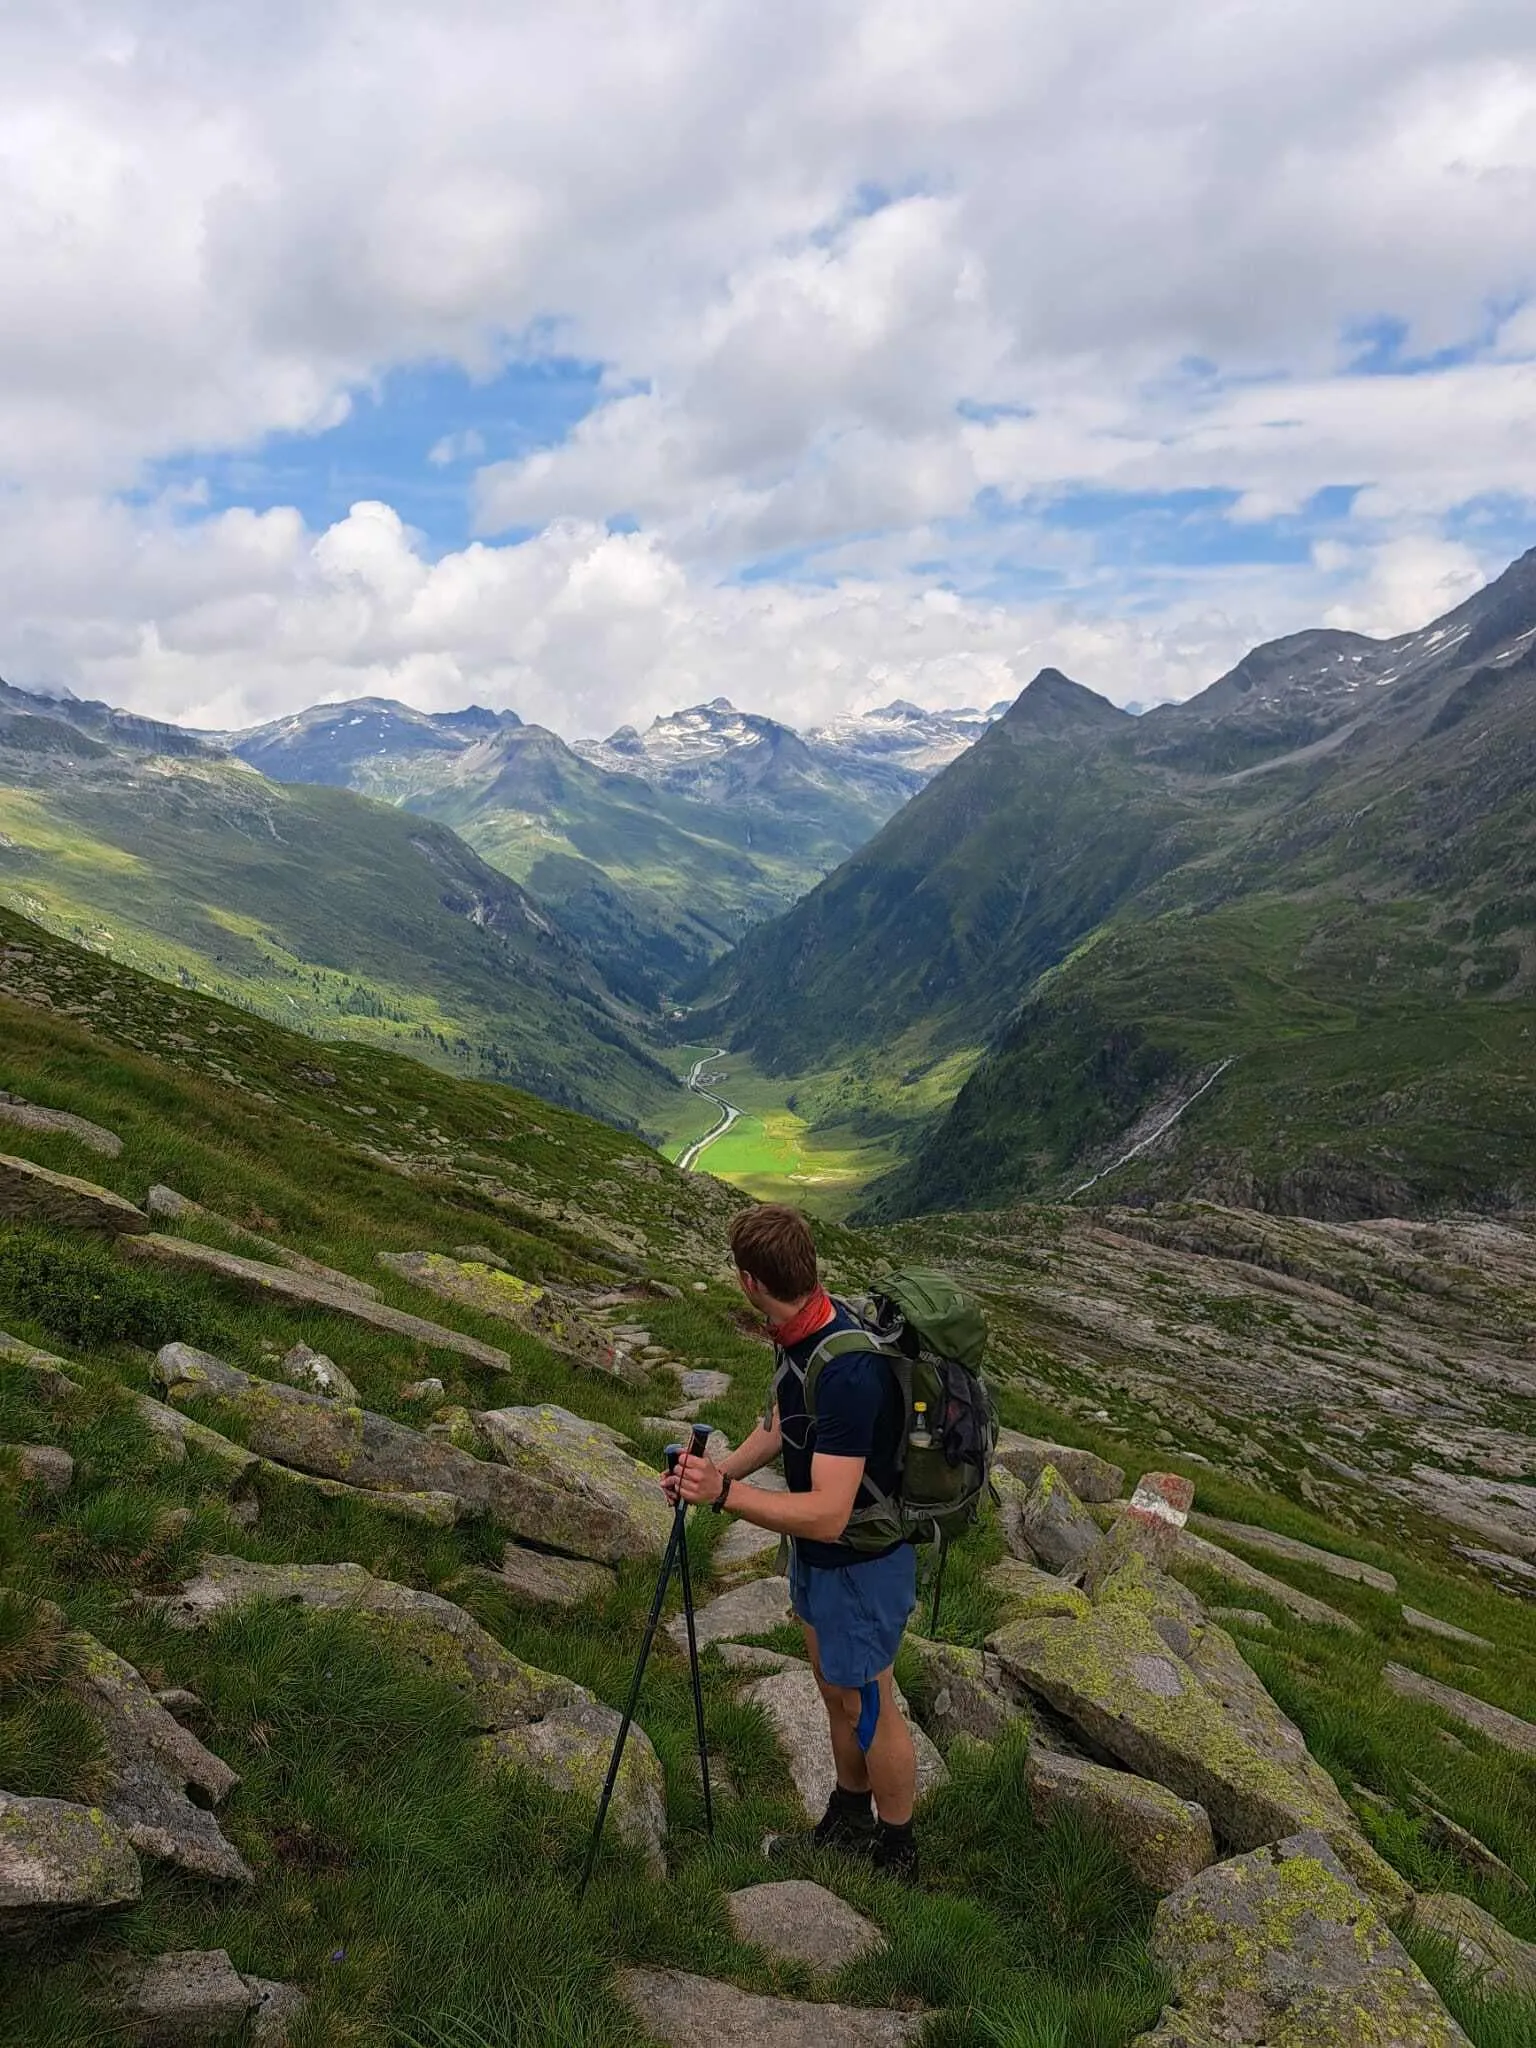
[770,1267,998,1617]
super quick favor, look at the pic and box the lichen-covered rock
[0,1151,148,1234]
[989,1603,1407,1909]
[475,1544,615,1609]
[727,1879,884,1977]
[63,1630,251,1884]
[1135,1833,1472,2046]
[153,1558,583,1730]
[471,1405,673,1558]
[483,1700,666,1876]
[275,1342,358,1403]
[1025,1750,1215,1894]
[996,1428,1125,1504]
[0,1332,84,1400]
[126,1236,509,1367]
[126,1949,256,2044]
[2,1443,74,1494]
[667,1575,791,1650]
[987,1556,1081,1619]
[1383,1663,1536,1757]
[900,1639,1022,1751]
[153,1348,640,1560]
[1412,1893,1536,1996]
[1081,1472,1195,1596]
[0,1791,142,1939]
[738,1660,946,1822]
[378,1252,637,1380]
[1018,1463,1103,1573]
[618,1968,924,2047]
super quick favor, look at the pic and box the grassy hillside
[0,713,680,1132]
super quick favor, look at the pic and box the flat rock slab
[1190,1512,1397,1593]
[0,1791,141,1940]
[378,1252,635,1379]
[147,1188,380,1299]
[668,1576,792,1650]
[1401,1607,1492,1649]
[1134,1832,1471,2047]
[0,1094,120,1156]
[488,1544,615,1608]
[128,1236,509,1368]
[900,1639,1022,1751]
[473,1405,673,1558]
[0,1151,147,1234]
[483,1700,666,1876]
[996,1428,1125,1504]
[714,1519,782,1578]
[739,1661,947,1823]
[1413,1893,1536,1997]
[154,1557,582,1731]
[679,1368,732,1401]
[124,1949,306,2046]
[1025,1749,1215,1895]
[619,1968,924,2047]
[1173,1525,1362,1633]
[0,1333,84,1400]
[1384,1663,1536,1757]
[728,1880,884,1977]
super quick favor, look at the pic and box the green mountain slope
[0,685,679,1130]
[713,548,1536,1219]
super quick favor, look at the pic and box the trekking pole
[928,1536,950,1637]
[673,1426,715,1839]
[577,1423,711,1897]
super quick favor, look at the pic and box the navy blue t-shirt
[775,1303,906,1568]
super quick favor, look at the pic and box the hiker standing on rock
[667,1204,920,1880]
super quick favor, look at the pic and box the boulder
[477,1544,615,1608]
[1190,1512,1397,1593]
[714,1644,797,1676]
[989,1603,1407,1909]
[738,1660,947,1823]
[1134,1833,1471,2047]
[900,1639,1022,1751]
[679,1368,732,1402]
[0,1333,84,1400]
[1081,1472,1194,1596]
[484,1701,667,1875]
[1024,1750,1215,1894]
[132,1394,258,1477]
[0,1791,142,1940]
[153,1559,583,1730]
[714,1518,782,1579]
[125,1237,509,1368]
[0,1152,148,1234]
[1210,1608,1274,1633]
[996,1427,1125,1503]
[122,1950,307,2046]
[667,1576,792,1650]
[986,1556,1083,1620]
[377,1252,634,1380]
[1401,1607,1492,1650]
[154,1349,644,1561]
[618,1968,924,2047]
[1171,1524,1363,1633]
[400,1377,445,1403]
[274,1343,359,1403]
[471,1405,673,1558]
[1383,1663,1536,1757]
[1017,1464,1102,1573]
[1412,1893,1536,1997]
[727,1880,884,1977]
[59,1631,249,1884]
[0,1094,120,1156]
[247,1977,309,2046]
[3,1443,74,1494]
[254,1462,465,1527]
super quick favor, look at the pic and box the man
[669,1204,919,1880]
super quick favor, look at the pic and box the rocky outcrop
[737,1660,946,1822]
[64,1629,251,1884]
[1383,1663,1536,1757]
[483,1701,666,1876]
[470,1544,615,1609]
[378,1252,637,1380]
[1024,1750,1215,1894]
[0,1092,120,1156]
[1016,1463,1102,1573]
[125,1237,510,1368]
[900,1639,1022,1751]
[122,1949,307,2045]
[1412,1893,1536,1996]
[995,1427,1125,1504]
[666,1576,791,1650]
[0,1152,148,1234]
[0,1791,142,1940]
[470,1405,673,1558]
[1134,1833,1471,2046]
[153,1349,649,1561]
[727,1880,884,1977]
[145,1188,379,1299]
[618,1968,924,2047]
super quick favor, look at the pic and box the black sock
[876,1817,913,1843]
[831,1784,873,1817]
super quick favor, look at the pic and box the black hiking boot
[763,1785,876,1862]
[871,1819,918,1885]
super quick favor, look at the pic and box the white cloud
[0,2,1533,734]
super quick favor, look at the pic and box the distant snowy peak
[807,698,1009,776]
[577,699,808,781]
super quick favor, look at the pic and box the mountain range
[709,545,1536,1220]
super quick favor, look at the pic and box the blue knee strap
[855,1680,881,1752]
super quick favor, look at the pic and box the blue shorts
[788,1542,916,1690]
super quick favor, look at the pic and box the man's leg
[861,1666,916,1826]
[803,1623,871,1796]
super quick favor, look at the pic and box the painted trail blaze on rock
[1134,1832,1473,2046]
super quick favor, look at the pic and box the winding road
[675,1049,743,1172]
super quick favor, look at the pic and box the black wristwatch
[711,1472,733,1514]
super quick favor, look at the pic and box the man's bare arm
[677,1448,863,1545]
[719,1409,783,1481]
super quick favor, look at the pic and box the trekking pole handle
[687,1422,712,1460]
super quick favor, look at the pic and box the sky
[1,2,1534,740]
